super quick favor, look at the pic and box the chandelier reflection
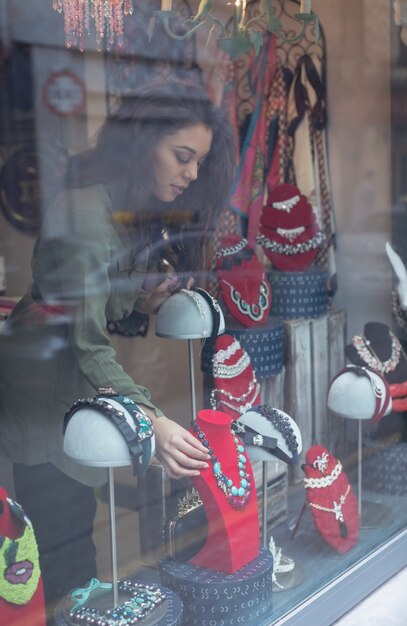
[53,0,318,57]
[52,0,134,50]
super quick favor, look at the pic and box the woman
[0,78,236,612]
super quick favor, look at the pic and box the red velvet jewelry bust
[189,410,259,573]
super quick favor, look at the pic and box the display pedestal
[285,309,347,481]
[159,548,273,626]
[267,268,328,320]
[189,410,259,573]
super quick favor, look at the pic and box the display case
[0,2,407,626]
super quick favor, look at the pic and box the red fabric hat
[303,445,359,553]
[210,333,260,420]
[216,235,271,327]
[257,184,324,271]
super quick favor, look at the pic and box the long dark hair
[65,79,236,274]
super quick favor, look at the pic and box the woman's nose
[183,161,198,182]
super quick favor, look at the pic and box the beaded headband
[63,390,154,476]
[236,404,301,465]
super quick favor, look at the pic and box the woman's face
[152,123,213,202]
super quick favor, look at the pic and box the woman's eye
[176,154,190,164]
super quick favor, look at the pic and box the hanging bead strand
[53,0,134,51]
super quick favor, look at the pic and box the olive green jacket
[0,184,161,485]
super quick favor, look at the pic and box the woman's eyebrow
[174,145,196,154]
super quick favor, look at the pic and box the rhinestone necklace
[352,332,402,374]
[256,231,325,255]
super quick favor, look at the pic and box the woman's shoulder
[42,184,113,239]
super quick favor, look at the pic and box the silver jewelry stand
[357,419,394,529]
[188,338,197,419]
[62,403,142,612]
[108,467,119,607]
[262,462,268,547]
[156,289,225,421]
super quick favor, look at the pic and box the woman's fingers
[153,416,210,479]
[185,276,195,290]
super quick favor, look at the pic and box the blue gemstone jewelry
[68,580,166,625]
[192,422,252,510]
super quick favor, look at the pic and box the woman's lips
[171,185,186,196]
[5,560,33,584]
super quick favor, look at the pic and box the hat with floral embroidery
[216,235,271,327]
[257,184,324,271]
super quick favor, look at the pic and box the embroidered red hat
[210,333,260,420]
[303,445,359,553]
[257,183,324,271]
[216,235,271,328]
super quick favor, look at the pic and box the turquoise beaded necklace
[192,422,252,510]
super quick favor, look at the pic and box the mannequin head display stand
[156,288,225,418]
[302,445,359,553]
[236,405,302,543]
[345,321,407,385]
[327,366,394,529]
[0,487,46,626]
[237,405,305,592]
[60,392,177,626]
[188,409,259,573]
[346,320,407,414]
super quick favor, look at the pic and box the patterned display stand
[53,583,183,626]
[159,548,273,626]
[268,268,328,320]
[223,317,284,379]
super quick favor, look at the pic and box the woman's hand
[137,275,194,316]
[151,415,210,479]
